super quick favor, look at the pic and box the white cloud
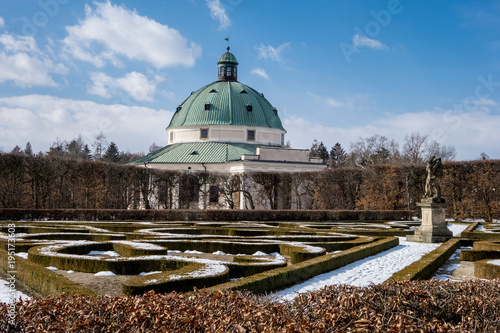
[352,34,386,49]
[464,97,497,107]
[0,95,174,153]
[0,34,37,53]
[257,42,291,62]
[0,33,65,88]
[88,71,165,102]
[0,17,5,28]
[309,92,369,111]
[62,2,201,68]
[207,0,231,30]
[251,68,269,80]
[325,97,351,109]
[283,109,500,160]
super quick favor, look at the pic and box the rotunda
[130,48,325,209]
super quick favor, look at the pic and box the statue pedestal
[406,201,453,243]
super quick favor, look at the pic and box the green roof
[168,81,285,131]
[129,142,279,165]
[218,51,238,65]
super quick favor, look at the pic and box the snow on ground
[113,241,165,250]
[88,250,121,257]
[432,247,474,281]
[15,252,28,259]
[94,271,116,277]
[447,224,468,237]
[276,238,440,301]
[0,280,30,303]
[276,224,470,301]
[139,271,162,276]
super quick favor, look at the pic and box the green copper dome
[218,50,238,65]
[167,81,285,130]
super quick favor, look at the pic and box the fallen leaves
[1,279,499,332]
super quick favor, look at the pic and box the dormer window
[240,89,247,94]
[204,103,210,111]
[209,89,217,93]
[200,128,208,139]
[273,108,278,115]
[246,105,253,112]
[247,130,255,141]
[176,106,182,113]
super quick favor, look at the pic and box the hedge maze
[1,219,499,297]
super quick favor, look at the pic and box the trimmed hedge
[460,240,500,261]
[0,208,412,221]
[0,247,99,298]
[474,259,500,279]
[122,263,230,295]
[28,243,185,274]
[461,223,500,241]
[390,238,461,281]
[204,237,398,294]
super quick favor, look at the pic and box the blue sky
[1,0,500,160]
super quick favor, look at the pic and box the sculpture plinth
[406,201,453,243]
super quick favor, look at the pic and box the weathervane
[225,36,230,51]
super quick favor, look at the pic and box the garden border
[0,209,412,222]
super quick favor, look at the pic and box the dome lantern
[217,47,239,81]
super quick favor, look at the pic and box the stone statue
[423,156,444,203]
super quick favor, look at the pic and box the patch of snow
[166,263,227,281]
[0,278,31,303]
[144,279,158,284]
[168,250,182,254]
[252,251,268,256]
[88,250,121,257]
[184,250,204,254]
[46,266,58,271]
[94,271,116,277]
[139,271,162,276]
[447,224,468,237]
[489,260,500,266]
[212,251,227,255]
[15,252,28,259]
[67,270,75,274]
[270,252,285,258]
[462,218,486,223]
[276,238,439,301]
[113,241,165,250]
[476,224,484,231]
[296,244,324,253]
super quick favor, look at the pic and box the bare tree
[92,132,108,161]
[349,134,399,166]
[149,142,162,153]
[402,132,428,164]
[425,140,456,161]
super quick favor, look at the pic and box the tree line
[0,152,498,220]
[309,132,460,167]
[8,132,162,165]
